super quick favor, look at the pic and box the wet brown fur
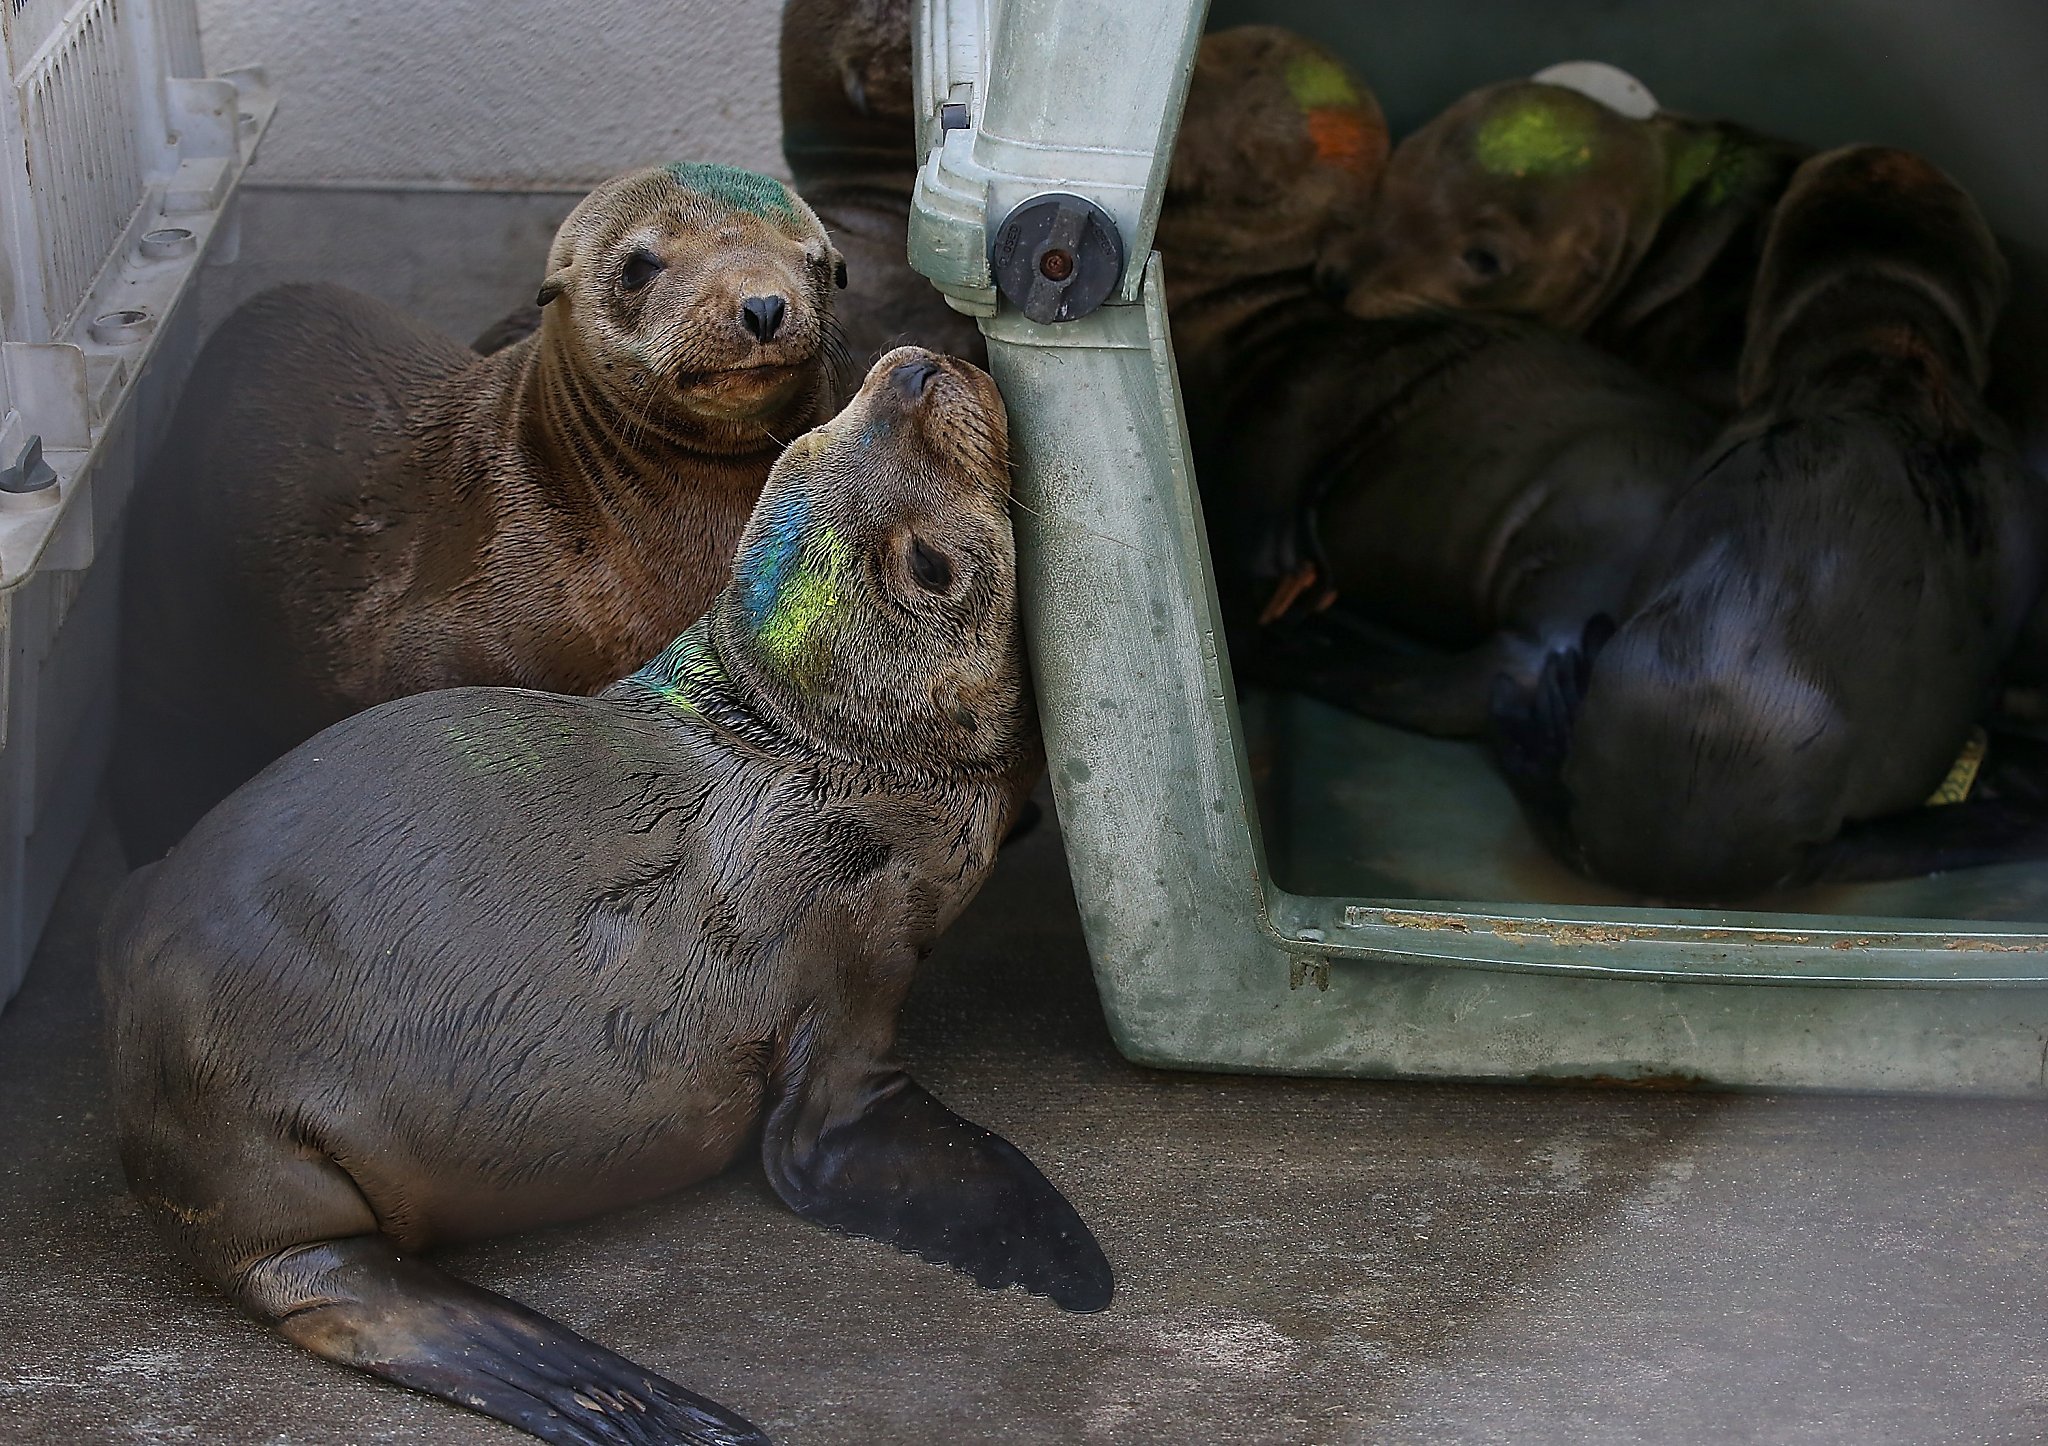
[100,350,1105,1445]
[116,166,845,862]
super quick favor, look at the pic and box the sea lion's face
[1160,27,1388,278]
[538,163,845,427]
[716,347,1029,767]
[1328,83,1664,330]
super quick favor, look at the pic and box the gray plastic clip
[0,434,60,515]
[0,436,57,495]
[990,192,1126,324]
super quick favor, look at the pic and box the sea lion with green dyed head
[101,346,1108,1446]
[1160,32,1712,736]
[116,162,847,862]
[475,1,985,368]
[1328,79,1808,411]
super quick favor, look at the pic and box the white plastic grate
[5,0,80,73]
[154,0,199,78]
[21,0,146,334]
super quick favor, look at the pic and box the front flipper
[245,1235,766,1446]
[1489,619,1613,864]
[762,1046,1112,1313]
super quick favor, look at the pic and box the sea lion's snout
[853,346,1009,485]
[890,354,941,400]
[740,293,789,341]
[536,162,845,426]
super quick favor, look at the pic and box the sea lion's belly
[337,1040,776,1246]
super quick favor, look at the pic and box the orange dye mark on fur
[1305,107,1379,175]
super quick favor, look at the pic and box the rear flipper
[763,1037,1112,1313]
[243,1235,766,1446]
[1237,611,1534,738]
[1808,730,2048,884]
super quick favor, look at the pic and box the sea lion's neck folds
[622,620,804,758]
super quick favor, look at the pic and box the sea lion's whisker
[999,485,1143,554]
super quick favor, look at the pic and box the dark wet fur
[1492,147,2048,901]
[1192,288,1710,738]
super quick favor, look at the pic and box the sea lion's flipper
[1241,612,1533,738]
[1489,621,1612,862]
[1807,795,2048,884]
[242,1236,768,1446]
[1805,727,2048,885]
[763,1059,1113,1313]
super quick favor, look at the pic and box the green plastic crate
[908,0,2048,1094]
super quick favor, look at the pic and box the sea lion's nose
[891,356,940,400]
[740,294,787,341]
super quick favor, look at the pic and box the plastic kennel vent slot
[908,0,2048,1094]
[0,0,275,1008]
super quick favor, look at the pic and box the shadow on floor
[2,803,2045,1444]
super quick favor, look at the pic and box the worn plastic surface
[911,0,2048,1094]
[0,21,276,1007]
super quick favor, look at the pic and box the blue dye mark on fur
[741,489,809,626]
[665,162,799,221]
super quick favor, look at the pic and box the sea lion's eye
[620,249,665,294]
[1461,245,1504,280]
[908,537,953,593]
[833,258,848,289]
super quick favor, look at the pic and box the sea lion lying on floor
[115,163,845,862]
[1492,146,2048,900]
[1328,79,1808,413]
[101,347,1110,1446]
[1162,31,1712,737]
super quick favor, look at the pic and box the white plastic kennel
[0,0,274,1005]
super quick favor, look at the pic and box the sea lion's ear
[760,1020,1113,1312]
[535,268,575,309]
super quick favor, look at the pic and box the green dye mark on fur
[1473,95,1598,178]
[754,528,849,684]
[1666,127,1777,210]
[665,161,798,221]
[1284,56,1359,111]
[440,714,562,779]
[629,622,719,716]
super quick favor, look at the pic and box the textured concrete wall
[195,0,785,189]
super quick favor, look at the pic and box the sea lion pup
[1328,79,1808,412]
[101,347,1109,1446]
[114,163,845,863]
[1492,147,2048,901]
[1160,32,1711,737]
[472,0,984,369]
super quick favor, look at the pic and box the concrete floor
[4,808,2048,1445]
